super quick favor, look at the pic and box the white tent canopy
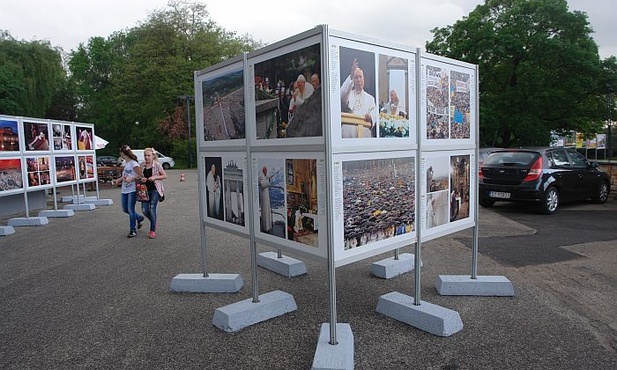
[94,135,109,150]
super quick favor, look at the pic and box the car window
[484,152,537,166]
[568,150,588,167]
[548,150,570,167]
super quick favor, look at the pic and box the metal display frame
[191,25,505,367]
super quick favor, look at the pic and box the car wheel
[479,197,495,207]
[162,163,170,170]
[540,187,559,215]
[592,181,609,204]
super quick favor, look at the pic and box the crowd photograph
[342,157,415,250]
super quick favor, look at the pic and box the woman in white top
[114,145,145,237]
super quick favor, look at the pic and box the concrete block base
[436,275,515,296]
[257,251,307,277]
[311,323,354,370]
[170,273,243,293]
[212,290,297,333]
[61,195,85,203]
[86,198,113,206]
[38,209,74,218]
[370,253,421,279]
[377,291,463,337]
[64,203,96,211]
[8,217,49,227]
[0,226,16,236]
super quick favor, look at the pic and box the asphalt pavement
[1,169,616,369]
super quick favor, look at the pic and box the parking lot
[0,170,616,369]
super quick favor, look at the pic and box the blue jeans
[121,191,143,231]
[141,190,160,232]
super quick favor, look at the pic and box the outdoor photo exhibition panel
[195,54,250,237]
[420,54,477,151]
[0,116,20,153]
[0,156,23,196]
[201,151,249,236]
[327,32,418,154]
[195,55,246,151]
[25,155,53,190]
[247,32,324,148]
[195,25,479,265]
[251,151,328,260]
[331,150,417,267]
[420,149,476,241]
[0,116,24,195]
[0,116,98,201]
[50,120,74,152]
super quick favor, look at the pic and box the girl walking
[139,148,167,239]
[114,145,145,237]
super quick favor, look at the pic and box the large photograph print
[285,158,319,247]
[422,58,475,148]
[54,156,76,183]
[222,155,246,226]
[342,156,415,250]
[256,158,286,237]
[204,154,247,229]
[201,68,246,141]
[75,126,93,151]
[205,157,224,221]
[0,118,20,152]
[421,150,475,240]
[78,155,95,181]
[24,121,50,151]
[329,37,418,152]
[252,152,326,257]
[0,158,24,193]
[377,54,411,138]
[339,46,377,139]
[253,42,322,139]
[51,123,73,151]
[26,156,51,188]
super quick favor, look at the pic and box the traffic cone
[180,173,186,182]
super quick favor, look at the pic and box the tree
[0,31,66,117]
[426,0,609,147]
[68,0,259,157]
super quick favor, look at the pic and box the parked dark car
[479,147,610,214]
[478,147,502,166]
[96,155,121,167]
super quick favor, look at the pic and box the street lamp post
[134,121,140,149]
[178,95,194,168]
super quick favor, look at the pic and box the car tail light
[523,157,543,182]
[478,167,485,179]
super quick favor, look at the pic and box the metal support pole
[413,49,423,306]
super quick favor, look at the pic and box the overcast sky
[2,0,615,59]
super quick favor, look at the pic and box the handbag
[136,183,149,202]
[159,193,165,202]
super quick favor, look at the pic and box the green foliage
[426,0,615,147]
[67,0,259,156]
[0,31,66,117]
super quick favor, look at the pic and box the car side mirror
[588,161,598,168]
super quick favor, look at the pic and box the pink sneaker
[149,231,156,239]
